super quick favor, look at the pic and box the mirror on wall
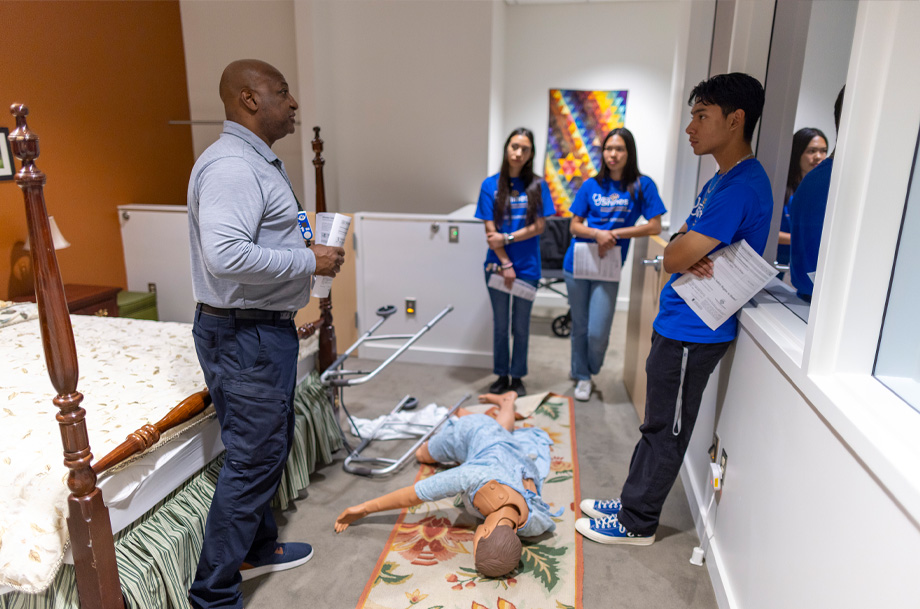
[765,1,858,322]
[874,126,920,412]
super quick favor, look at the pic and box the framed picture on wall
[0,127,14,181]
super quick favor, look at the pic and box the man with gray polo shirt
[187,59,344,609]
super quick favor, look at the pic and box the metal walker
[320,304,470,476]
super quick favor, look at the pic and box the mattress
[0,301,318,593]
[0,302,208,593]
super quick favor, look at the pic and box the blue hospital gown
[414,414,557,537]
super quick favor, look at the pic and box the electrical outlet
[719,449,728,484]
[405,298,416,315]
[708,432,720,463]
[147,283,157,293]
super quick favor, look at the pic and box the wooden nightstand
[12,284,122,317]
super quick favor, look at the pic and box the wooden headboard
[7,104,337,608]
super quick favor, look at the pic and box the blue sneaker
[575,516,655,546]
[580,498,621,519]
[240,542,314,581]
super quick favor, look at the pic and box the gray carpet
[241,312,718,608]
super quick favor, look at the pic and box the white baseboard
[680,459,737,609]
[358,343,493,369]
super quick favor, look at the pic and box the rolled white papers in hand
[312,213,352,298]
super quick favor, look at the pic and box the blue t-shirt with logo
[562,175,667,273]
[475,174,556,280]
[789,157,833,298]
[654,158,773,343]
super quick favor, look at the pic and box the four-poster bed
[2,105,341,608]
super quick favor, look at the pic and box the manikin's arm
[334,486,421,533]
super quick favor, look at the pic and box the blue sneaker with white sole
[575,516,655,546]
[240,542,314,581]
[580,498,622,519]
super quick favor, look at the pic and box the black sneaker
[489,376,510,393]
[509,377,526,396]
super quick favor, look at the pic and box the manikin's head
[471,481,528,577]
[473,510,523,578]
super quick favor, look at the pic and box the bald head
[219,59,298,147]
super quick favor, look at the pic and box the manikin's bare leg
[478,391,518,431]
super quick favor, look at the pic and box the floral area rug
[354,395,582,609]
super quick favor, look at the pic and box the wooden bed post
[312,126,337,372]
[8,105,124,609]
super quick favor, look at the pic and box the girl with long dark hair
[776,127,828,267]
[563,128,666,401]
[474,128,555,396]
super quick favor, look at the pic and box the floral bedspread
[0,303,206,593]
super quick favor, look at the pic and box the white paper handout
[487,273,538,301]
[312,212,352,298]
[573,242,621,282]
[672,239,778,330]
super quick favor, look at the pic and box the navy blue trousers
[188,309,299,609]
[618,331,732,536]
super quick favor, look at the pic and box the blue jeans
[564,272,620,381]
[486,271,539,378]
[189,308,299,609]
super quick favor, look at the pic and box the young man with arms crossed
[577,73,773,544]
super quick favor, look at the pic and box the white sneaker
[574,379,592,401]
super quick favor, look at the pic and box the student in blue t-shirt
[475,128,555,397]
[562,128,666,401]
[790,86,845,301]
[576,73,773,546]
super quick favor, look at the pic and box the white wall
[501,2,679,191]
[179,0,305,203]
[794,1,858,149]
[682,308,920,609]
[306,0,493,215]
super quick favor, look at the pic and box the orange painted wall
[0,1,194,300]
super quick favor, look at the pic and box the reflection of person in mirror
[334,391,558,578]
[776,128,828,276]
[475,128,556,398]
[562,127,667,402]
[790,86,845,301]
[576,73,773,547]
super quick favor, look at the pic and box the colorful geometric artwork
[544,89,628,215]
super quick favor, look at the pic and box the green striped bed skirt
[1,371,342,609]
